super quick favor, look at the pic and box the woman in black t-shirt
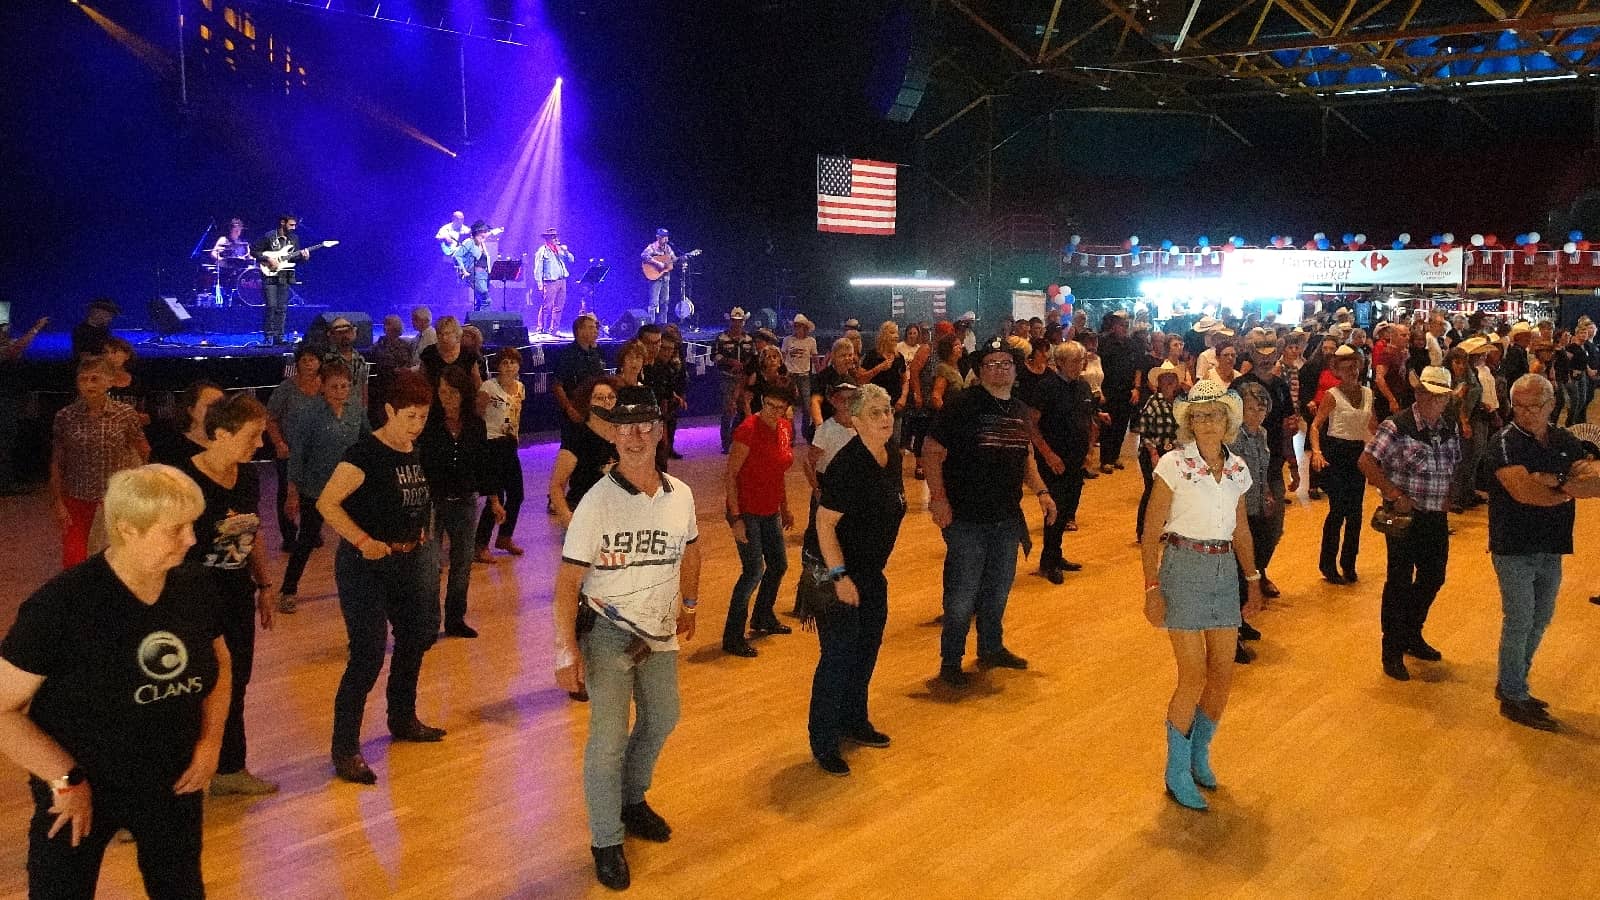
[0,464,228,897]
[316,369,440,785]
[177,393,280,797]
[805,384,906,777]
[418,315,483,394]
[419,366,503,638]
[147,379,223,467]
[549,375,620,529]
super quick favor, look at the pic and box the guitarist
[533,226,575,336]
[454,220,495,313]
[640,228,676,324]
[251,214,305,345]
[435,211,470,255]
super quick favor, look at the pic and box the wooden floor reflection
[3,420,1600,898]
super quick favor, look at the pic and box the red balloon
[1046,283,1061,298]
[1523,245,1539,257]
[1122,239,1133,251]
[1484,234,1499,247]
[1304,241,1317,250]
[1221,242,1235,253]
[1439,242,1453,252]
[1580,240,1592,252]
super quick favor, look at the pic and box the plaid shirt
[52,399,145,501]
[1138,395,1179,456]
[1364,410,1461,512]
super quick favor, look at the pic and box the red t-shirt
[733,414,794,517]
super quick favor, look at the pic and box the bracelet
[1144,583,1161,593]
[1036,489,1050,497]
[681,597,698,609]
[1244,573,1262,582]
[825,565,848,582]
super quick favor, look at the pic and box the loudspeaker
[149,296,192,334]
[467,311,529,347]
[870,0,937,123]
[316,311,372,348]
[611,308,652,341]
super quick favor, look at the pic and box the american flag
[817,156,897,235]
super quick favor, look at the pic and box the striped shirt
[562,470,698,651]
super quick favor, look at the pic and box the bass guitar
[642,248,701,281]
[258,240,340,275]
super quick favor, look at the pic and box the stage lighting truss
[261,0,533,46]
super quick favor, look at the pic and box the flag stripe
[817,195,896,208]
[817,222,896,234]
[816,206,897,220]
[817,155,897,236]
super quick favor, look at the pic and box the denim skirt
[1159,540,1242,631]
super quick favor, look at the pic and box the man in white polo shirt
[553,386,702,891]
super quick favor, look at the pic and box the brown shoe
[495,536,525,556]
[473,546,494,564]
[332,753,377,785]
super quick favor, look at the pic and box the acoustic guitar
[642,248,701,281]
[258,240,340,276]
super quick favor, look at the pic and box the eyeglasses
[616,421,659,435]
[981,360,1015,369]
[1188,411,1228,423]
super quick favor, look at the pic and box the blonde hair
[1175,400,1242,445]
[103,464,204,545]
[874,321,899,359]
[436,315,461,336]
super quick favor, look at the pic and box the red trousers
[60,495,100,569]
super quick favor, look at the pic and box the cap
[727,307,748,321]
[594,385,662,425]
[976,335,1023,366]
[655,227,670,238]
[1417,365,1453,394]
[574,311,598,325]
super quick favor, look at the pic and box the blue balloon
[1341,233,1355,245]
[1316,237,1331,250]
[1197,236,1210,248]
[1570,230,1585,242]
[1160,239,1174,251]
[1430,234,1443,247]
[1392,240,1406,251]
[1515,233,1528,246]
[1232,236,1246,248]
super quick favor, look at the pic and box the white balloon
[1397,232,1411,244]
[1070,234,1082,244]
[1565,241,1579,254]
[1470,234,1485,247]
[1442,232,1455,244]
[1314,232,1327,241]
[1528,232,1541,244]
[1354,233,1367,245]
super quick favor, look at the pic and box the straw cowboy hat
[1147,360,1182,390]
[1457,336,1492,355]
[727,307,748,320]
[1416,365,1454,395]
[1192,315,1223,333]
[1173,379,1243,435]
[1509,320,1534,337]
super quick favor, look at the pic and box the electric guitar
[440,227,502,256]
[258,240,340,275]
[642,248,701,281]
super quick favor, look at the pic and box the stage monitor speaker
[870,0,937,123]
[149,296,192,335]
[611,308,652,341]
[316,311,373,348]
[467,311,529,347]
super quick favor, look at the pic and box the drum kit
[191,255,269,307]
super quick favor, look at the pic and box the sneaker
[843,727,891,749]
[210,770,280,796]
[1500,699,1559,732]
[977,648,1028,670]
[814,754,851,777]
[938,664,970,688]
[277,593,298,614]
[591,844,631,890]
[620,800,672,842]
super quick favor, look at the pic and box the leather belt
[388,540,421,554]
[1161,534,1233,555]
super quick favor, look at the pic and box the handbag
[1370,500,1413,537]
[794,556,841,631]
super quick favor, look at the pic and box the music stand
[489,258,524,310]
[574,264,610,324]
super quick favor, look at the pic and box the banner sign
[1222,248,1463,286]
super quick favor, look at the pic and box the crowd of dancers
[1,296,1598,894]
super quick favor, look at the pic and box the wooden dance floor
[3,422,1600,898]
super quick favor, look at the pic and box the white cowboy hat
[1417,365,1454,395]
[1147,359,1182,390]
[1458,336,1492,355]
[728,307,748,320]
[1192,315,1221,332]
[792,314,813,328]
[1173,379,1243,435]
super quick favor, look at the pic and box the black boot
[591,844,630,890]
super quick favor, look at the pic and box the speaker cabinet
[467,311,530,347]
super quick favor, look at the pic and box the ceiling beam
[1037,0,1065,62]
[946,0,1035,65]
[1042,12,1118,65]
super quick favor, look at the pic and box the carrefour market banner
[1222,248,1463,286]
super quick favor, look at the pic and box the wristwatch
[48,766,87,793]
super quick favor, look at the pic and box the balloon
[1314,232,1327,241]
[1061,285,1072,297]
[1430,234,1443,247]
[1580,240,1592,251]
[1392,240,1406,251]
[1305,241,1317,250]
[1484,234,1498,247]
[1122,239,1133,251]
[1197,236,1210,248]
[1046,283,1061,298]
[1221,242,1236,253]
[1397,232,1411,245]
[1354,233,1367,245]
[1070,234,1082,245]
[1570,230,1584,242]
[1129,235,1141,247]
[1341,233,1355,245]
[1528,231,1541,244]
[1442,232,1455,245]
[1523,245,1539,257]
[1470,234,1485,247]
[1564,242,1578,254]
[1160,239,1174,251]
[1514,234,1528,246]
[1316,237,1331,250]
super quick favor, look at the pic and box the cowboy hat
[1147,360,1182,390]
[1173,379,1243,435]
[1192,315,1221,333]
[792,314,813,328]
[1417,365,1454,395]
[541,226,559,237]
[1509,320,1534,337]
[593,385,661,425]
[1458,336,1492,355]
[727,307,748,320]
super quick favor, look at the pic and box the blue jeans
[648,277,671,322]
[331,540,440,755]
[1565,375,1588,425]
[469,267,490,311]
[434,496,478,626]
[808,569,888,757]
[583,618,680,847]
[939,517,1023,664]
[723,513,787,645]
[1493,553,1562,702]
